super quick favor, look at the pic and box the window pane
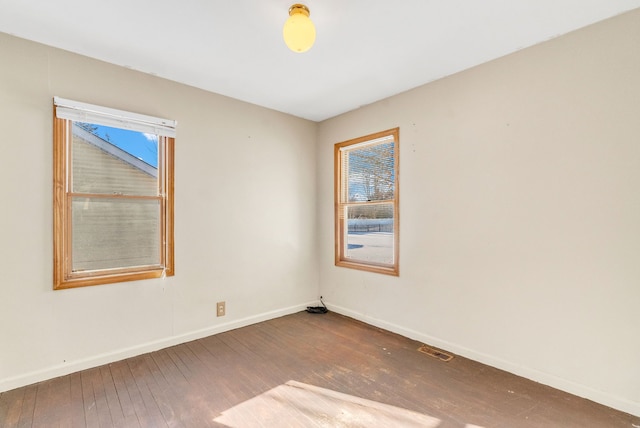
[72,122,158,196]
[346,142,395,202]
[71,197,160,271]
[345,204,394,265]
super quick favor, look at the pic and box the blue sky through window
[88,124,158,168]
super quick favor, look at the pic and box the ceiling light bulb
[283,4,316,53]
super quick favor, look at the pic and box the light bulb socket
[289,4,310,18]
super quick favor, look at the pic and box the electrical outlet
[217,301,226,317]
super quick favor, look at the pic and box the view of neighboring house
[71,124,160,271]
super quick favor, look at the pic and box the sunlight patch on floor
[214,380,442,427]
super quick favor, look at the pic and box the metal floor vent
[418,344,454,362]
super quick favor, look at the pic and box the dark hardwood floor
[1,311,637,427]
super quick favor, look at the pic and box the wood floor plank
[145,349,191,427]
[126,356,169,428]
[15,384,37,428]
[194,334,269,404]
[98,365,125,427]
[113,359,148,427]
[31,375,71,427]
[0,387,26,427]
[143,349,212,427]
[108,360,141,427]
[68,372,88,428]
[79,368,102,428]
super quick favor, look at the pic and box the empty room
[1,1,639,427]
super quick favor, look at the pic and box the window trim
[53,100,175,289]
[334,127,399,276]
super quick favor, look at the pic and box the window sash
[70,123,160,196]
[69,196,162,272]
[342,203,395,265]
[341,141,395,203]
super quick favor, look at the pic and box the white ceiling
[1,1,639,122]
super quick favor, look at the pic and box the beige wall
[0,32,318,391]
[317,9,640,416]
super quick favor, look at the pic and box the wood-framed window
[53,97,175,289]
[334,127,399,276]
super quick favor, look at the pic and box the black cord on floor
[306,296,328,314]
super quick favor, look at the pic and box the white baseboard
[0,302,314,394]
[326,302,640,418]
